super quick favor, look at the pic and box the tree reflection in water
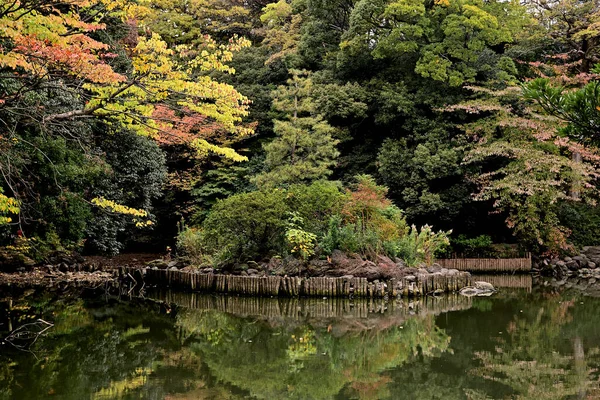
[0,288,599,399]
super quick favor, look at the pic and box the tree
[259,0,303,65]
[0,0,253,159]
[522,0,600,73]
[523,69,600,146]
[0,0,255,249]
[450,84,600,253]
[146,0,255,45]
[253,70,339,188]
[341,0,530,86]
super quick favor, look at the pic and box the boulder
[347,260,381,280]
[459,281,496,297]
[427,264,442,273]
[474,281,496,291]
[566,260,579,271]
[375,255,396,269]
[147,259,169,269]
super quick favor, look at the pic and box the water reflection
[0,287,599,399]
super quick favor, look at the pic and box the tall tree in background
[522,0,600,74]
[253,70,339,188]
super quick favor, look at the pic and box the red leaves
[152,105,223,146]
[13,36,126,84]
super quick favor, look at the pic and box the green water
[0,285,599,400]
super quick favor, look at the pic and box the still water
[0,283,599,400]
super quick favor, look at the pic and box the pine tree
[253,70,340,188]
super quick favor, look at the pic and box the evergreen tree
[253,70,340,188]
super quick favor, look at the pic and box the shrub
[393,225,451,267]
[319,176,409,258]
[557,202,600,249]
[285,181,346,236]
[201,189,288,264]
[176,226,209,266]
[285,213,317,261]
[448,234,495,258]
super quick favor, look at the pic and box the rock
[573,256,587,267]
[331,250,350,268]
[404,275,416,282]
[247,268,259,276]
[474,281,496,291]
[240,271,249,276]
[375,255,395,268]
[167,261,178,269]
[427,264,442,273]
[169,267,178,271]
[58,262,69,272]
[147,259,168,269]
[460,281,496,297]
[564,256,573,262]
[566,260,579,271]
[201,267,214,274]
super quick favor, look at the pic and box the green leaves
[524,78,600,144]
[253,70,340,188]
[344,0,528,86]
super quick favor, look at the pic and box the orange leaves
[1,0,254,164]
[0,0,126,85]
[152,105,221,146]
[11,36,126,84]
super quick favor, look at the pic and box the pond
[0,283,599,399]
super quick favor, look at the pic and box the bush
[318,176,409,258]
[185,176,449,266]
[176,226,209,266]
[285,181,345,235]
[557,202,600,249]
[393,225,451,267]
[285,213,317,261]
[448,234,495,258]
[201,189,289,264]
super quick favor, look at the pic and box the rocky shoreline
[535,246,600,281]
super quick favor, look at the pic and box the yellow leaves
[0,190,19,225]
[434,0,450,6]
[192,140,248,162]
[1,1,253,164]
[91,197,153,228]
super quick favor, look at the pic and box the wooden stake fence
[436,253,532,272]
[132,268,472,298]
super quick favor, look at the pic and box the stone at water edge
[459,281,497,297]
[474,281,496,291]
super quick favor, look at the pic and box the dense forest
[0,0,599,267]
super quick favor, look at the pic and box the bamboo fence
[436,253,532,272]
[131,268,472,299]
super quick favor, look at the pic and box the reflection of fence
[436,253,532,272]
[470,274,532,292]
